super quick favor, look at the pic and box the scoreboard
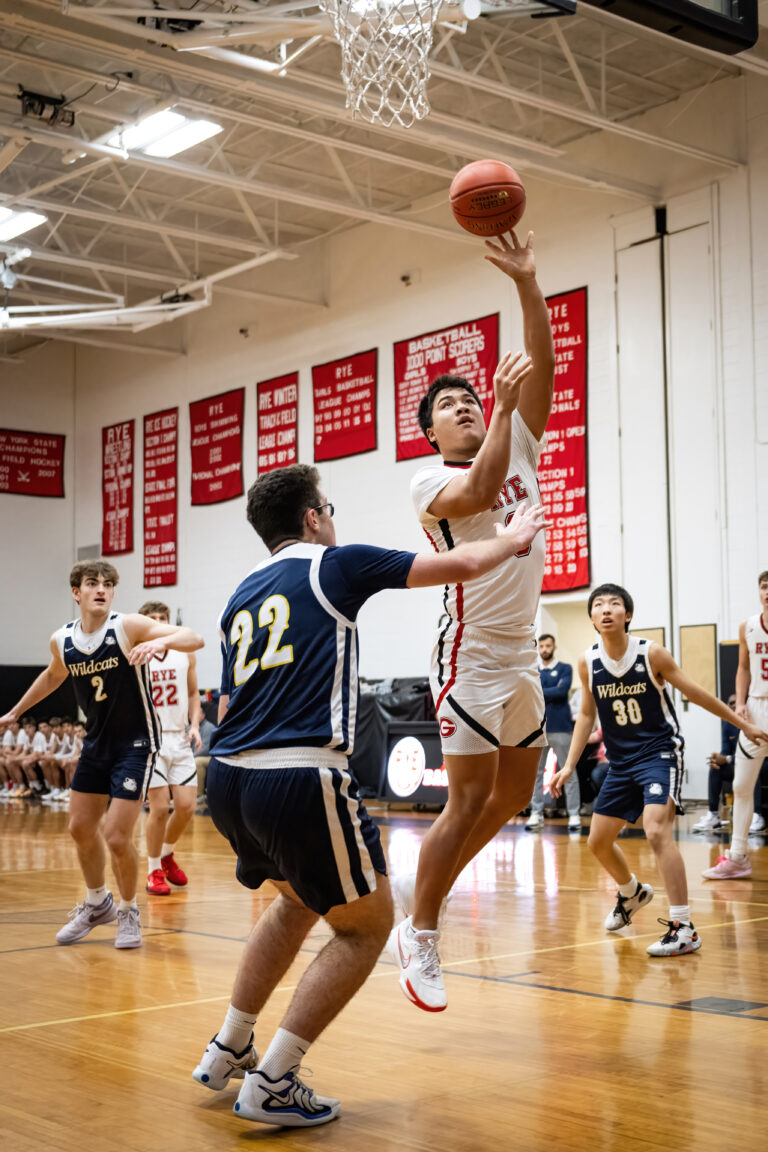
[578,1,758,54]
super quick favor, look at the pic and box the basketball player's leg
[728,739,766,858]
[67,789,110,885]
[103,796,144,901]
[164,783,197,843]
[145,781,171,861]
[643,797,701,955]
[445,745,540,889]
[587,812,633,885]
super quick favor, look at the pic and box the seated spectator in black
[693,693,766,833]
[576,725,610,814]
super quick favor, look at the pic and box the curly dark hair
[417,375,483,454]
[246,464,321,550]
[69,560,119,589]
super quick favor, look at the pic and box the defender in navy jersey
[551,584,767,958]
[0,560,203,949]
[193,464,546,1128]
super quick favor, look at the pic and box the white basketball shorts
[737,696,768,761]
[430,621,546,756]
[149,729,198,789]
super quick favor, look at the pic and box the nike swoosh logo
[397,930,411,969]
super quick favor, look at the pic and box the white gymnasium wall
[0,342,76,663]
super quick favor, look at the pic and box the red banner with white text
[102,419,134,555]
[143,407,178,587]
[257,372,298,474]
[541,287,589,593]
[0,428,65,497]
[313,349,377,462]
[393,313,499,461]
[189,388,244,505]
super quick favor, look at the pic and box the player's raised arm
[0,637,70,724]
[424,351,533,520]
[650,644,768,745]
[550,656,596,798]
[407,501,548,588]
[484,230,555,441]
[122,615,205,666]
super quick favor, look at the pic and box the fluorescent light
[0,209,47,241]
[106,109,222,158]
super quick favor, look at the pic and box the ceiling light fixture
[0,209,48,242]
[106,108,223,157]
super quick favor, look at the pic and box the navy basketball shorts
[431,622,546,755]
[71,740,157,801]
[594,749,685,825]
[206,748,386,916]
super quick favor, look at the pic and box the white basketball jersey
[745,613,768,699]
[411,410,545,632]
[149,648,190,731]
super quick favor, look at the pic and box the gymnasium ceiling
[1,0,767,359]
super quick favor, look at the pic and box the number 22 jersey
[587,635,683,770]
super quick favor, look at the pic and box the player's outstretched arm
[407,501,548,587]
[123,616,205,666]
[425,350,533,519]
[484,229,555,441]
[0,638,69,725]
[651,644,768,745]
[186,653,203,751]
[550,656,596,798]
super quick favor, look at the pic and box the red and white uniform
[148,649,197,788]
[739,613,768,760]
[411,410,547,754]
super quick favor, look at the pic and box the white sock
[669,905,690,924]
[258,1028,310,1081]
[618,874,639,899]
[118,897,138,911]
[218,1004,258,1052]
[727,848,749,862]
[161,842,176,858]
[86,886,108,906]
[148,856,162,872]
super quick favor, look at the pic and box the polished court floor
[1,800,766,1152]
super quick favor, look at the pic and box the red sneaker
[146,868,171,895]
[161,853,188,887]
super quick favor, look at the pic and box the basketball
[449,159,526,237]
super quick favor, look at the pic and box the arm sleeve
[320,545,416,620]
[410,464,454,525]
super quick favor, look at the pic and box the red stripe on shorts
[435,584,464,712]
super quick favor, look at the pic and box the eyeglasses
[313,502,334,518]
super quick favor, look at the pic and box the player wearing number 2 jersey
[193,464,546,1128]
[702,570,768,880]
[0,561,203,949]
[141,601,204,896]
[551,584,768,957]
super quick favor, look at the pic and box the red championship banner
[143,407,178,587]
[393,313,499,461]
[102,419,134,555]
[257,372,298,474]
[541,287,589,593]
[0,428,65,497]
[189,388,244,505]
[313,349,377,462]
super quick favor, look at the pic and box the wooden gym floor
[1,802,766,1152]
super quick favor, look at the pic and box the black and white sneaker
[193,1034,259,1091]
[604,882,654,931]
[234,1068,340,1127]
[647,919,702,956]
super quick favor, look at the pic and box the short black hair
[417,375,483,454]
[538,633,555,645]
[246,464,321,551]
[588,583,634,632]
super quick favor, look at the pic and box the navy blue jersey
[55,612,161,754]
[588,636,683,769]
[212,543,415,756]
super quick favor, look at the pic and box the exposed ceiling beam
[0,133,30,175]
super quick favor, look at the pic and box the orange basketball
[449,159,526,237]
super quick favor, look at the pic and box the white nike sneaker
[692,810,724,832]
[193,1034,260,1090]
[604,882,654,931]
[749,813,766,833]
[115,906,142,949]
[234,1069,340,1127]
[56,893,118,944]
[387,916,446,1012]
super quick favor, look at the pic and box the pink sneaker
[701,853,751,880]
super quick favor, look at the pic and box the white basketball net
[318,0,443,128]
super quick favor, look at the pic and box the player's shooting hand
[496,501,551,552]
[484,229,536,280]
[128,639,167,666]
[550,763,573,799]
[493,349,532,413]
[188,725,202,753]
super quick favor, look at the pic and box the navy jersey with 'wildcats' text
[212,543,415,757]
[55,612,161,754]
[588,636,683,769]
